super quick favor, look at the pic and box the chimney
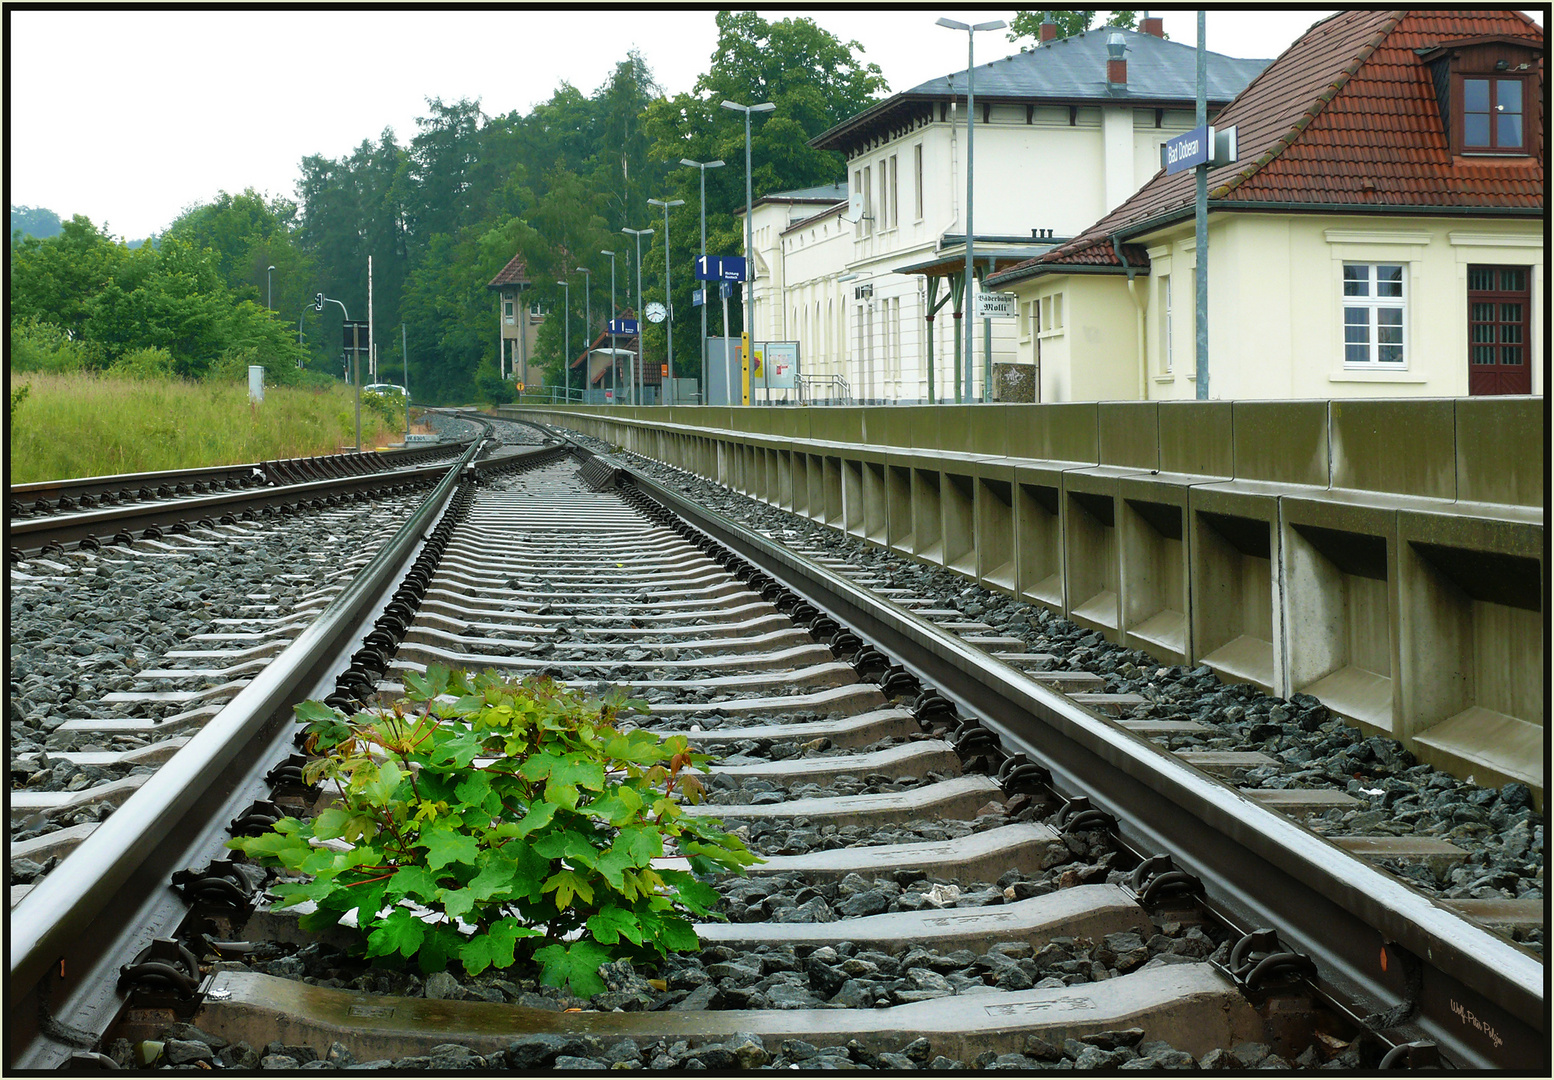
[1106,32,1127,92]
[1039,19,1057,43]
[1141,16,1165,38]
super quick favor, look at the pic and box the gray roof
[763,182,848,203]
[814,26,1270,155]
[910,25,1268,102]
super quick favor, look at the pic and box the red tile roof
[486,253,531,290]
[990,9,1544,284]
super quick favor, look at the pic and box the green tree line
[10,13,891,402]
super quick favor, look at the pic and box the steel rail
[5,427,511,1069]
[611,455,1546,1071]
[7,461,453,556]
[9,441,470,509]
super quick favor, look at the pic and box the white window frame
[1341,262,1407,368]
[503,300,515,325]
[913,143,924,221]
[887,154,898,230]
[862,165,873,236]
[1160,274,1172,374]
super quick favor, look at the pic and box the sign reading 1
[695,255,748,282]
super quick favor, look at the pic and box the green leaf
[656,914,700,953]
[454,770,492,807]
[429,726,484,769]
[311,806,351,840]
[458,917,541,975]
[531,828,598,868]
[384,865,441,903]
[533,939,612,998]
[420,825,479,871]
[364,907,426,959]
[587,905,646,947]
[510,799,556,837]
[363,759,403,804]
[542,869,595,910]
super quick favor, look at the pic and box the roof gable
[486,252,531,290]
[991,9,1544,284]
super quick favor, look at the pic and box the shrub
[10,382,29,420]
[230,666,757,996]
[108,346,175,380]
[9,319,103,373]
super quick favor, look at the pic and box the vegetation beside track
[232,666,757,997]
[7,371,406,482]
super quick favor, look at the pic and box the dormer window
[1421,35,1542,159]
[1461,76,1524,151]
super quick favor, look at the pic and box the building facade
[486,253,547,391]
[988,10,1546,401]
[743,20,1268,403]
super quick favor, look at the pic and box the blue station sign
[695,255,748,282]
[607,318,639,335]
[1163,125,1212,175]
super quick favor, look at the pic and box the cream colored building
[486,252,547,390]
[742,19,1268,403]
[989,11,1545,401]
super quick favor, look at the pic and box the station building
[986,9,1546,401]
[741,17,1269,402]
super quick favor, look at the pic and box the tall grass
[8,372,405,483]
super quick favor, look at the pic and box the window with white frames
[914,144,924,220]
[504,300,515,324]
[1159,274,1172,373]
[853,169,864,236]
[887,155,898,229]
[862,165,873,235]
[1343,263,1406,366]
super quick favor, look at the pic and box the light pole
[647,197,684,406]
[574,266,591,406]
[622,226,654,406]
[936,16,1006,403]
[720,98,775,406]
[266,265,276,312]
[679,158,724,404]
[555,279,570,407]
[601,249,617,404]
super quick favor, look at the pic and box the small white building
[743,18,1268,403]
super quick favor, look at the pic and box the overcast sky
[10,9,1353,240]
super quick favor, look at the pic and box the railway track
[8,441,471,560]
[6,418,1544,1071]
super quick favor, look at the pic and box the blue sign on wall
[1163,125,1212,174]
[695,255,748,282]
[608,318,639,335]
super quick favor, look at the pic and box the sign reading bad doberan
[1162,125,1238,175]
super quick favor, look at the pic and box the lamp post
[575,266,591,406]
[936,16,1006,403]
[622,226,654,406]
[266,265,276,312]
[601,249,617,404]
[647,197,684,405]
[679,158,724,404]
[720,98,775,406]
[555,279,570,407]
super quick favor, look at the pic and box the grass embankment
[8,372,404,483]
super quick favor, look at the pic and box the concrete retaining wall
[506,399,1544,805]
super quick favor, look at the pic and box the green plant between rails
[229,666,759,997]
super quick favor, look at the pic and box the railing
[797,373,853,404]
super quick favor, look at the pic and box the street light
[622,226,654,406]
[555,279,570,408]
[601,250,618,404]
[720,99,775,406]
[936,16,1006,403]
[575,265,592,406]
[647,197,685,405]
[680,158,724,403]
[266,265,276,311]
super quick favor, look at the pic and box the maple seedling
[230,665,758,997]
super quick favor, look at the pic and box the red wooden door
[1467,265,1531,395]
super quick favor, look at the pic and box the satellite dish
[844,192,866,223]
